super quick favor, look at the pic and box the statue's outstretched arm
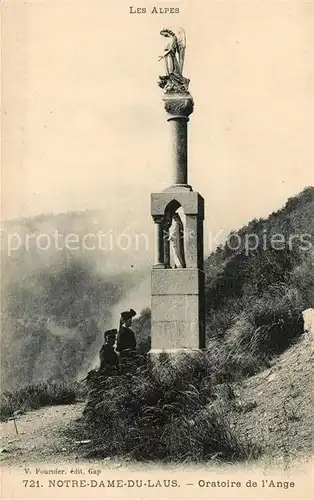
[159,47,172,60]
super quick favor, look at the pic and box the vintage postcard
[1,0,313,498]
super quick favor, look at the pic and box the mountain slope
[204,187,314,354]
[229,312,314,465]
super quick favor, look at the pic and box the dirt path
[0,402,89,466]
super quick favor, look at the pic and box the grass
[203,284,306,384]
[0,380,81,421]
[77,352,260,463]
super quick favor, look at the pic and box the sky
[2,0,314,246]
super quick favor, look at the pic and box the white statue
[169,213,186,268]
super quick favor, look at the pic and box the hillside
[1,208,153,390]
[1,221,148,391]
[229,310,314,465]
[204,186,314,338]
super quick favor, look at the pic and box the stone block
[151,267,205,350]
[151,320,200,349]
[151,268,204,296]
[151,294,199,322]
[151,191,204,218]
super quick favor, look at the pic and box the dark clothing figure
[99,343,119,370]
[116,325,136,352]
[99,328,119,373]
[116,309,137,374]
[116,309,137,352]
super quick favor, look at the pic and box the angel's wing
[177,27,186,73]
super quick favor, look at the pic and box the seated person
[99,329,119,371]
[116,309,137,353]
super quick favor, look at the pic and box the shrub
[204,338,265,385]
[242,285,305,361]
[79,353,258,462]
[0,381,79,421]
[133,308,151,354]
[203,285,305,384]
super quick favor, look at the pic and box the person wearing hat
[99,328,119,372]
[116,309,137,354]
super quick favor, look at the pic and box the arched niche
[163,199,186,269]
[151,190,204,270]
[164,199,181,218]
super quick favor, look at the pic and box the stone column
[163,218,171,268]
[168,117,188,185]
[152,216,165,268]
[163,93,194,188]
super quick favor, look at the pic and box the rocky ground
[0,402,87,466]
[229,330,314,468]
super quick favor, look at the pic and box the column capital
[152,214,164,224]
[163,92,194,120]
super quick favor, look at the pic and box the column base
[163,184,192,192]
[147,348,207,375]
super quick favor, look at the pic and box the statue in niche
[163,211,172,268]
[169,212,186,268]
[158,28,190,93]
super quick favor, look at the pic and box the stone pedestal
[150,268,205,352]
[150,187,205,355]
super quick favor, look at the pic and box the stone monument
[150,28,205,358]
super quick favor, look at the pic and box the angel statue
[158,28,190,93]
